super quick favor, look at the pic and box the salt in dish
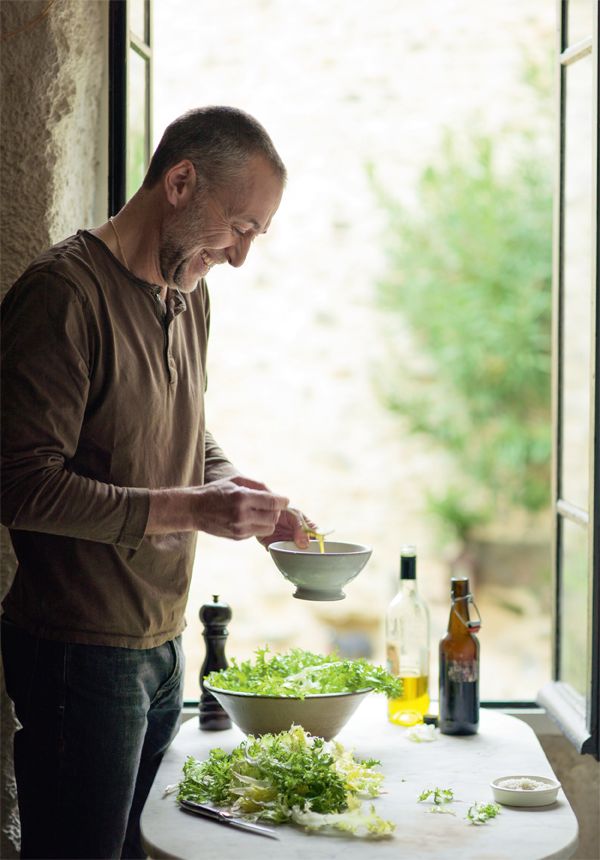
[491,774,561,807]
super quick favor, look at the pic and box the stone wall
[0,1,107,853]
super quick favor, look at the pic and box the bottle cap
[400,545,417,579]
[450,577,470,597]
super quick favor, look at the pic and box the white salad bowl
[203,685,371,741]
[490,775,561,807]
[268,540,372,601]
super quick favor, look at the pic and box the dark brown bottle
[439,577,481,735]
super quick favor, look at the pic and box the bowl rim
[268,540,372,556]
[204,683,373,700]
[490,774,561,793]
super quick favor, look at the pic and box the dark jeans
[1,619,184,859]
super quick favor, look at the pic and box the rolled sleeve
[118,487,151,549]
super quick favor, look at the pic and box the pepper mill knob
[199,594,232,731]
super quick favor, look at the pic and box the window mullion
[585,0,600,759]
[545,0,599,759]
[556,499,589,526]
[560,35,593,66]
[109,0,127,215]
[550,0,568,686]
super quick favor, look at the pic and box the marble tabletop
[141,697,578,860]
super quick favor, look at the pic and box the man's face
[159,154,284,292]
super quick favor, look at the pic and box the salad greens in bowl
[204,647,402,741]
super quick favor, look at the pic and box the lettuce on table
[177,725,395,839]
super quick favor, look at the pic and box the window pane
[155,0,555,704]
[559,517,588,695]
[560,55,592,510]
[127,50,148,202]
[567,0,593,45]
[129,0,147,42]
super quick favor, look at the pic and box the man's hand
[257,505,314,550]
[146,475,289,540]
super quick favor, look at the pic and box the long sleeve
[1,273,149,548]
[203,430,238,482]
[200,281,237,484]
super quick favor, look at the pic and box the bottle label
[447,660,478,683]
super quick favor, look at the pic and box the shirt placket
[154,288,188,386]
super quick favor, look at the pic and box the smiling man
[1,106,308,860]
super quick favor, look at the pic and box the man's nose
[227,234,253,268]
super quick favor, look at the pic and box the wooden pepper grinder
[199,595,232,731]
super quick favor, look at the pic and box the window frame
[537,0,599,759]
[109,2,599,743]
[108,0,153,215]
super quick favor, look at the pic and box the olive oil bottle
[385,546,430,726]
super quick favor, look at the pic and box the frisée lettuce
[204,646,403,698]
[177,725,395,838]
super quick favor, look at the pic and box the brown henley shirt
[1,231,235,648]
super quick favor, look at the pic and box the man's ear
[164,159,197,207]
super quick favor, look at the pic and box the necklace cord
[109,217,129,269]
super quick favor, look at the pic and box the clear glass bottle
[385,545,430,725]
[439,576,480,735]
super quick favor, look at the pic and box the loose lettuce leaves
[290,799,396,838]
[177,725,394,839]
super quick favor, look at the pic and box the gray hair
[143,106,286,192]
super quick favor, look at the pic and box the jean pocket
[153,637,185,706]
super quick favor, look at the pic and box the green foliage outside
[127,127,147,202]
[371,129,553,541]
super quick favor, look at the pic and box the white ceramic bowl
[204,684,371,741]
[490,775,561,807]
[268,540,372,601]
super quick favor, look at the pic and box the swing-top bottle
[438,576,481,735]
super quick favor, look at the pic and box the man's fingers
[293,523,310,548]
[228,487,288,536]
[228,476,289,515]
[240,487,289,512]
[191,478,290,541]
[231,475,269,492]
[230,516,283,540]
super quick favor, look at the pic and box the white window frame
[537,0,599,759]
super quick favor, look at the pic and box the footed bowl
[268,540,372,601]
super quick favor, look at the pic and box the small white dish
[491,775,561,807]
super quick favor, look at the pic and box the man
[1,106,310,859]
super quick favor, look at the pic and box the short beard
[171,258,190,289]
[159,240,185,287]
[159,187,209,289]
